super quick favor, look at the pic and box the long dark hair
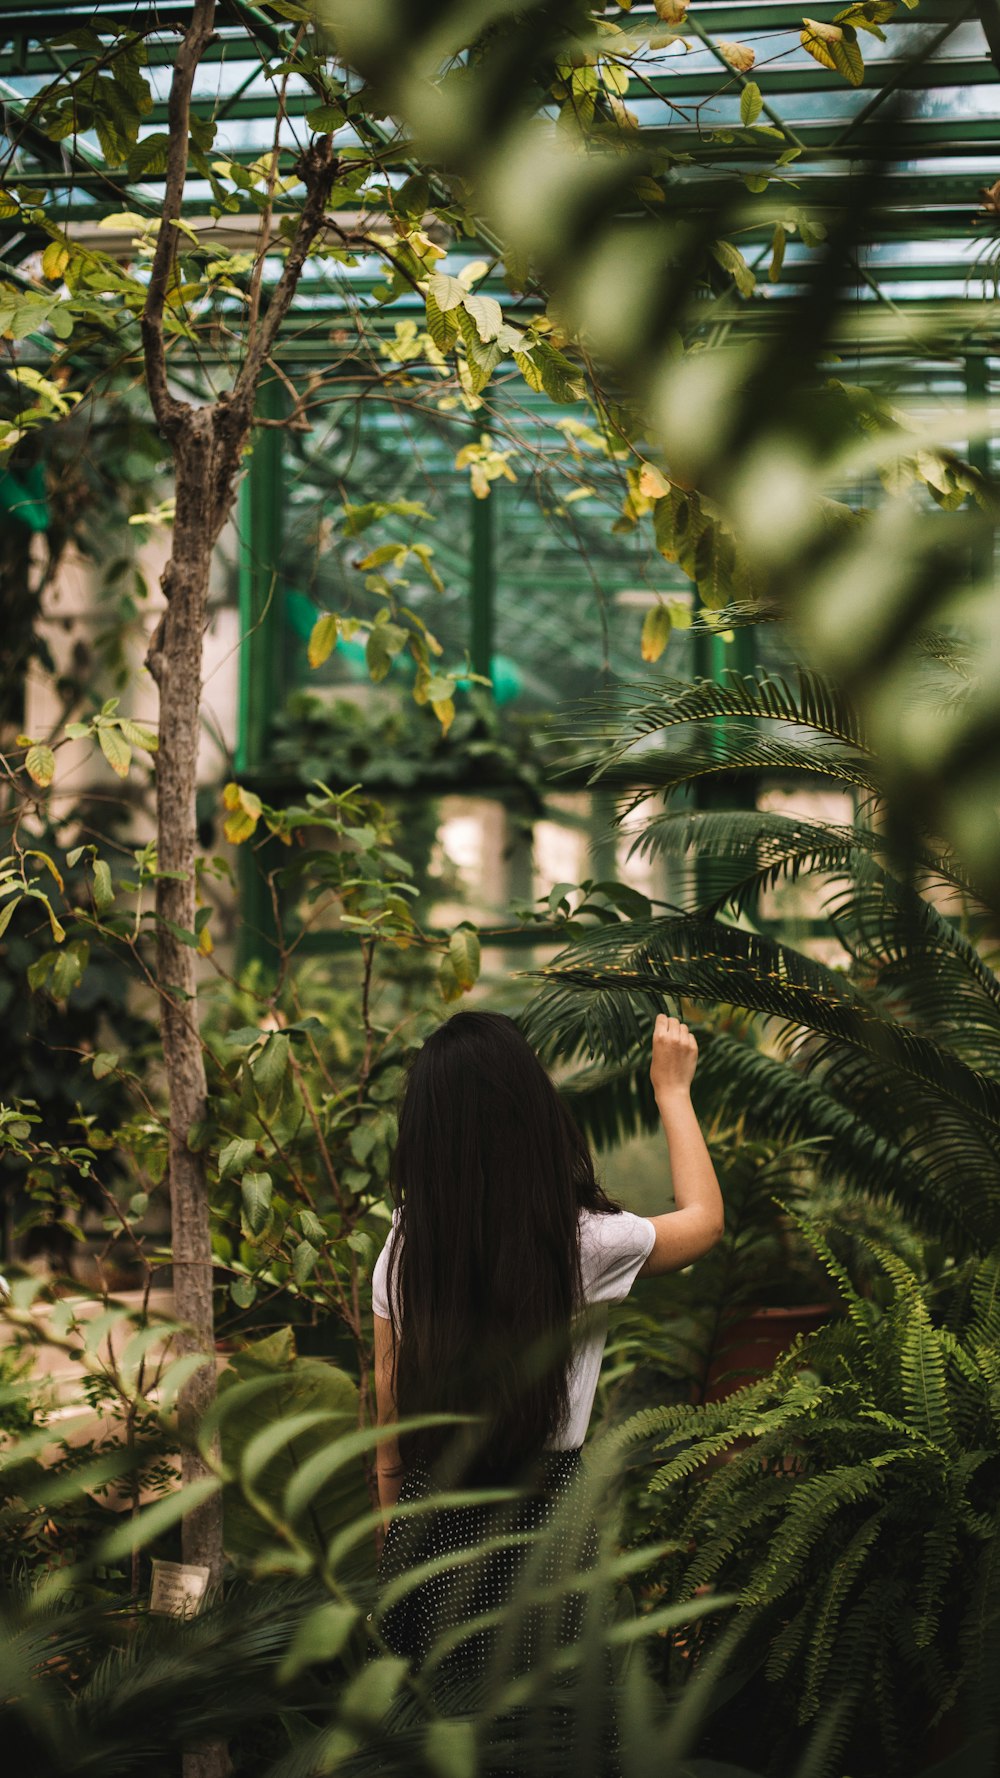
[388,1011,619,1479]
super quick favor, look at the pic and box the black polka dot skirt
[370,1450,621,1776]
[372,1448,598,1679]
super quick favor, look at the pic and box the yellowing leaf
[41,241,70,281]
[118,717,159,753]
[25,744,55,787]
[641,603,672,663]
[801,17,864,82]
[711,239,755,297]
[427,272,467,313]
[448,925,481,992]
[98,723,132,778]
[438,953,462,1002]
[308,612,339,668]
[98,211,152,233]
[462,292,504,342]
[222,781,263,845]
[639,463,671,499]
[719,40,755,70]
[432,696,456,735]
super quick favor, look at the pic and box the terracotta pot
[704,1303,833,1403]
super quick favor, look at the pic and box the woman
[370,1009,723,1684]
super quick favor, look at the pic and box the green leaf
[278,1601,358,1682]
[97,723,132,778]
[740,82,762,125]
[462,291,503,342]
[425,1721,476,1778]
[92,858,114,912]
[25,744,55,787]
[438,953,462,1003]
[117,717,159,752]
[127,131,170,177]
[305,104,344,132]
[349,1122,377,1166]
[365,621,408,683]
[219,1136,257,1179]
[532,339,585,404]
[711,239,755,297]
[251,1032,290,1100]
[92,1051,119,1080]
[769,221,787,284]
[293,1240,320,1284]
[0,899,18,940]
[427,272,467,313]
[299,1209,326,1245]
[448,925,481,992]
[49,941,87,1000]
[425,287,459,352]
[241,1170,273,1237]
[641,603,672,663]
[215,1353,365,1581]
[230,1276,257,1309]
[341,1656,408,1726]
[308,612,339,668]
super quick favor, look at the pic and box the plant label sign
[149,1558,211,1618]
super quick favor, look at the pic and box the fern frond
[913,1508,960,1649]
[744,1465,883,1604]
[970,1247,1000,1348]
[899,1315,955,1454]
[785,1212,876,1352]
[679,1484,789,1595]
[800,1510,886,1717]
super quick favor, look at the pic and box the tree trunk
[147,413,227,1578]
[147,412,244,1778]
[134,17,336,1774]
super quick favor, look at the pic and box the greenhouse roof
[2,0,1000,357]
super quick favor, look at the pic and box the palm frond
[623,808,877,919]
[558,670,871,776]
[529,917,1000,1137]
[589,726,880,803]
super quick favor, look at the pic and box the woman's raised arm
[638,1013,725,1277]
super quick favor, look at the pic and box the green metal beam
[470,478,495,684]
[649,116,1000,155]
[0,0,969,42]
[236,368,287,966]
[631,54,994,101]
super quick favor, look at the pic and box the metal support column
[235,371,287,970]
[965,354,994,585]
[470,484,495,686]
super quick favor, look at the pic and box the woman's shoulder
[577,1205,656,1304]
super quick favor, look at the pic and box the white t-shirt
[370,1205,656,1450]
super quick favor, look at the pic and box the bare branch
[235,135,339,407]
[139,0,218,437]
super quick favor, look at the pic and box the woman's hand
[650,1012,698,1102]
